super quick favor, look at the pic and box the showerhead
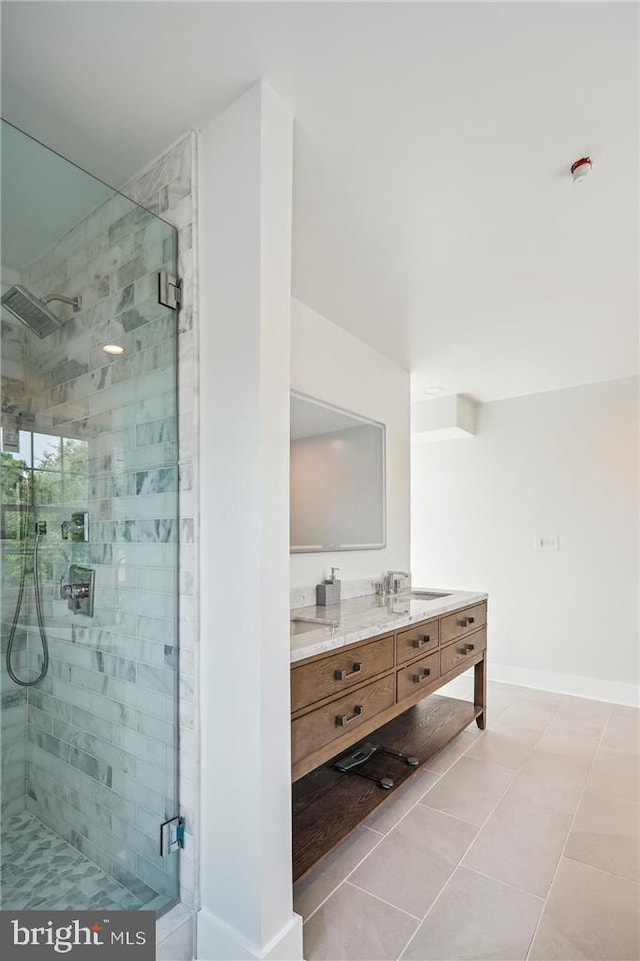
[1,285,80,338]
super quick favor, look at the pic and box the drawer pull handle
[468,616,475,624]
[458,618,469,627]
[412,634,431,649]
[412,668,431,684]
[459,643,476,655]
[336,705,364,726]
[335,662,363,681]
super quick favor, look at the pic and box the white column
[196,83,302,960]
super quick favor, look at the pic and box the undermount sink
[290,620,322,636]
[410,590,452,601]
[290,616,339,636]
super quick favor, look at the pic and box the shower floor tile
[1,811,153,911]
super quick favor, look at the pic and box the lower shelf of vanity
[292,693,482,883]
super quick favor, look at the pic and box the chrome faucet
[383,571,411,595]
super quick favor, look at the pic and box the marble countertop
[290,588,487,663]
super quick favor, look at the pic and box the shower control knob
[60,566,95,617]
[60,583,90,601]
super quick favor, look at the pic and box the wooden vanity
[290,597,487,881]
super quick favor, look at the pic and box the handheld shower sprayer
[5,475,50,687]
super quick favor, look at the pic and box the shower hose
[5,483,49,687]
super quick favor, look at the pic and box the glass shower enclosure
[0,120,180,913]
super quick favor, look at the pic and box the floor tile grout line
[396,690,566,961]
[414,801,479,829]
[416,799,488,825]
[365,771,442,839]
[300,829,389,925]
[561,854,640,887]
[523,701,614,961]
[344,880,423,922]
[461,863,546,901]
[362,825,386,837]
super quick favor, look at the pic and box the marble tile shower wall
[121,133,199,909]
[7,133,199,910]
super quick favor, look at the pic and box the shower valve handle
[60,583,90,601]
[61,583,88,613]
[60,565,95,618]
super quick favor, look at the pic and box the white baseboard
[196,908,303,961]
[485,662,639,707]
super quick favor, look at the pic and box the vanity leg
[474,655,487,730]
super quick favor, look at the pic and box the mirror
[290,392,386,553]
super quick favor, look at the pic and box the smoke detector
[571,156,592,186]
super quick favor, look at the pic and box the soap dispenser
[316,567,341,606]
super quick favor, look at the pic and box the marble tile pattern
[290,588,488,662]
[0,308,27,424]
[0,133,198,911]
[296,684,640,961]
[0,811,154,910]
[0,686,27,816]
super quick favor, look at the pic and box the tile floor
[294,679,640,961]
[0,811,160,911]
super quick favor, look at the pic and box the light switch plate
[534,534,559,552]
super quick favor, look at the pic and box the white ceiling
[2,2,637,401]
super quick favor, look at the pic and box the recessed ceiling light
[102,344,125,356]
[423,386,445,396]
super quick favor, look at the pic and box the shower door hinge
[160,816,185,857]
[158,271,182,310]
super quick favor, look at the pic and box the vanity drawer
[291,674,395,765]
[397,650,440,702]
[291,635,394,713]
[440,627,486,676]
[440,603,486,646]
[396,619,439,665]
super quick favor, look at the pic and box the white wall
[411,377,639,704]
[290,298,410,589]
[198,83,302,960]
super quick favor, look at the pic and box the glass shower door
[1,119,180,914]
